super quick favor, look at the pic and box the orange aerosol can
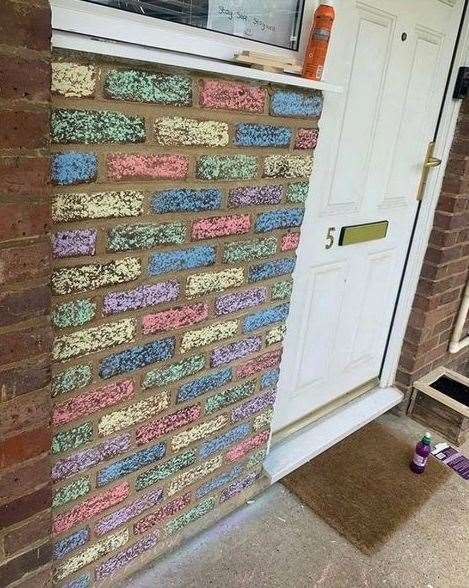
[302,1,335,81]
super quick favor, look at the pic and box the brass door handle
[417,141,442,201]
[425,157,442,168]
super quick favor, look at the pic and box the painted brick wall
[0,1,53,587]
[49,52,321,586]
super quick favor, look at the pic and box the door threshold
[264,386,403,483]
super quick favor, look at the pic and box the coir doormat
[281,421,452,554]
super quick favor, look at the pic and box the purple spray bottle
[410,431,432,474]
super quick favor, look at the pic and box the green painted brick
[223,237,277,263]
[247,447,268,468]
[205,380,256,414]
[166,497,215,535]
[52,299,97,329]
[286,182,309,204]
[142,355,205,389]
[51,109,146,144]
[52,477,91,508]
[197,155,257,180]
[108,223,186,252]
[52,365,92,397]
[136,451,196,491]
[52,422,93,454]
[105,69,192,105]
[272,280,293,301]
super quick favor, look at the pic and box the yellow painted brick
[98,392,170,436]
[52,62,97,97]
[168,455,223,496]
[186,268,244,298]
[180,321,238,353]
[253,408,274,431]
[170,415,228,451]
[266,324,286,346]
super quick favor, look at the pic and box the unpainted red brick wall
[0,1,53,586]
[396,97,469,403]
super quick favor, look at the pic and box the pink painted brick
[294,128,319,150]
[281,232,300,251]
[142,303,209,335]
[52,482,130,535]
[53,380,134,426]
[192,215,251,240]
[199,79,266,113]
[134,493,191,535]
[225,431,269,462]
[136,404,201,446]
[107,153,189,180]
[235,349,282,379]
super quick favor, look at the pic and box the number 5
[325,227,335,249]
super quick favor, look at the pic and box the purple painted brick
[96,533,159,580]
[53,229,97,258]
[220,469,261,502]
[231,389,276,422]
[103,282,180,315]
[228,185,283,207]
[215,288,267,315]
[211,336,262,367]
[95,487,163,535]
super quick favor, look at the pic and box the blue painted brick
[243,304,289,333]
[195,465,242,498]
[99,338,175,379]
[149,245,216,276]
[51,152,97,185]
[199,423,251,459]
[177,368,232,403]
[151,189,222,213]
[261,368,280,389]
[53,528,90,560]
[255,208,304,232]
[97,442,166,486]
[248,258,296,282]
[234,123,292,147]
[270,90,323,118]
[63,574,91,588]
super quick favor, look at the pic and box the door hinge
[416,141,442,201]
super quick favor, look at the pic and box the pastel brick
[53,482,130,535]
[197,155,257,180]
[52,63,96,98]
[51,109,145,144]
[53,229,97,258]
[96,533,158,581]
[281,232,301,251]
[247,447,268,467]
[234,123,292,147]
[236,349,282,379]
[51,152,97,185]
[295,128,319,150]
[99,337,175,379]
[253,409,274,431]
[180,320,238,353]
[220,470,261,502]
[104,281,179,315]
[53,365,87,397]
[167,456,223,496]
[225,431,270,462]
[52,478,91,508]
[192,214,251,240]
[53,191,144,222]
[199,423,250,459]
[108,222,186,251]
[55,529,129,582]
[97,442,167,486]
[205,380,256,414]
[142,355,205,390]
[171,415,228,451]
[155,116,229,147]
[63,574,91,588]
[52,257,141,295]
[210,336,262,367]
[223,237,276,263]
[52,422,93,454]
[215,287,267,315]
[136,451,196,491]
[260,368,280,388]
[53,528,90,560]
[243,304,289,332]
[136,404,201,446]
[177,368,232,403]
[199,79,266,113]
[52,300,96,329]
[53,319,135,361]
[270,89,323,118]
[264,154,313,178]
[286,182,309,203]
[108,153,189,180]
[105,69,192,105]
[149,245,215,276]
[228,184,283,207]
[95,487,163,536]
[231,389,276,422]
[97,392,169,436]
[52,435,130,481]
[186,267,244,297]
[142,303,208,335]
[152,188,222,214]
[248,258,296,282]
[166,497,215,534]
[271,280,293,300]
[53,380,134,427]
[255,208,304,232]
[195,465,242,498]
[266,324,286,345]
[134,494,191,534]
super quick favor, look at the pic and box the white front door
[272,0,464,433]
